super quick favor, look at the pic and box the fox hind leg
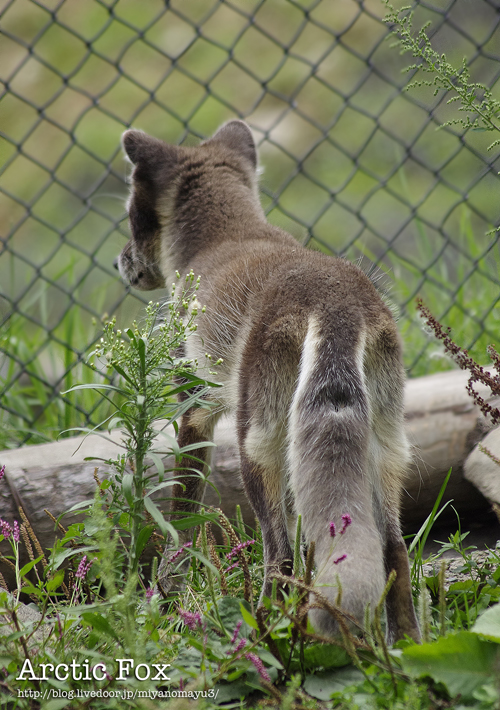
[238,417,293,601]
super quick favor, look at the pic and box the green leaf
[136,525,154,559]
[214,680,253,703]
[473,602,500,642]
[19,555,44,578]
[122,473,134,506]
[303,667,364,701]
[408,468,452,554]
[61,383,126,394]
[148,452,165,480]
[20,583,42,597]
[46,569,66,593]
[108,416,124,431]
[185,547,220,577]
[43,700,72,710]
[258,649,283,669]
[239,603,259,630]
[170,511,219,531]
[147,480,180,497]
[144,496,178,546]
[81,612,120,640]
[178,441,217,454]
[303,643,351,670]
[402,631,499,698]
[126,327,137,345]
[138,336,146,373]
[51,545,97,569]
[112,362,135,386]
[216,597,253,639]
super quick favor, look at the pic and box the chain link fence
[1,0,500,448]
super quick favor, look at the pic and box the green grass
[0,288,117,449]
[382,206,500,378]
[0,494,499,709]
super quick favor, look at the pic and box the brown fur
[116,121,420,643]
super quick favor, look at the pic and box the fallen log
[0,369,495,586]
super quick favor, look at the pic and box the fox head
[115,120,261,291]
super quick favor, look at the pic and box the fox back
[117,121,420,643]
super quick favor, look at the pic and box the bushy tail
[287,315,385,636]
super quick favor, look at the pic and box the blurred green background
[1,0,500,447]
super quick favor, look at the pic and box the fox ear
[122,129,173,166]
[122,129,149,164]
[210,120,257,168]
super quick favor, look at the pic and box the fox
[115,119,420,643]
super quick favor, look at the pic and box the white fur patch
[244,420,285,471]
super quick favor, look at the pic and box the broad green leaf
[303,667,363,701]
[41,700,69,710]
[46,569,66,593]
[303,643,351,670]
[216,597,253,638]
[258,649,283,669]
[402,631,499,698]
[51,545,97,569]
[239,603,259,630]
[19,556,44,578]
[214,680,254,703]
[473,602,500,642]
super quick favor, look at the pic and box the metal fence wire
[1,0,500,447]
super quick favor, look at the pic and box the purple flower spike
[0,519,12,539]
[226,539,255,560]
[178,608,203,632]
[12,521,20,544]
[230,620,242,645]
[340,513,352,535]
[168,541,193,564]
[334,553,347,564]
[75,555,95,580]
[329,521,336,537]
[0,465,5,482]
[145,587,154,602]
[228,637,247,656]
[245,652,271,682]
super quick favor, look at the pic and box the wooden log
[0,369,494,587]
